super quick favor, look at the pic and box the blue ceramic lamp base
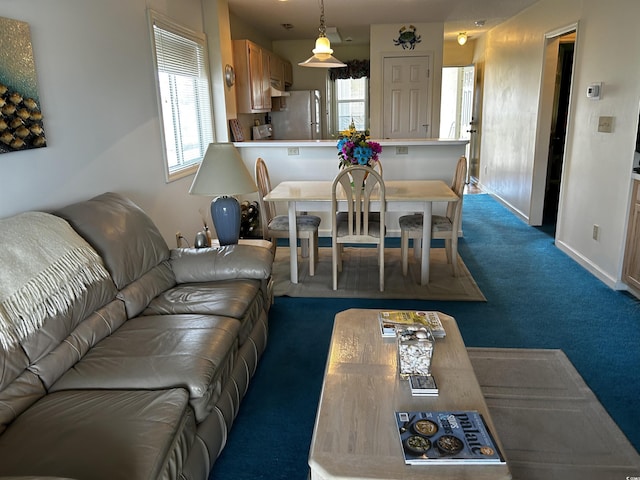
[211,195,241,246]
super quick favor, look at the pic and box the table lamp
[189,143,257,245]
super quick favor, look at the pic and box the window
[334,77,369,133]
[149,12,214,181]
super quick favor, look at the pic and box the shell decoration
[0,81,47,153]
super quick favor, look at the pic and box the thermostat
[587,83,601,100]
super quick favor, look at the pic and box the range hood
[270,85,290,97]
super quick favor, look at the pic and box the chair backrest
[332,166,385,238]
[372,159,383,177]
[254,158,276,236]
[446,156,468,222]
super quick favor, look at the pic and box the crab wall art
[394,25,422,50]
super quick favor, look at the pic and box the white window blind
[150,13,213,180]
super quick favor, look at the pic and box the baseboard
[555,238,618,289]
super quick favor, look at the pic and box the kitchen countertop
[233,138,468,148]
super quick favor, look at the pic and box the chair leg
[414,236,422,262]
[451,235,460,277]
[301,238,310,258]
[379,241,385,292]
[308,235,316,277]
[444,238,452,264]
[401,230,409,276]
[332,242,338,290]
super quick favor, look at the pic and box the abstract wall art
[0,16,47,154]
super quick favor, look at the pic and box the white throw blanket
[0,212,110,351]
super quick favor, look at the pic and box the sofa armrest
[170,245,272,283]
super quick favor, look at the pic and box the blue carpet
[209,193,640,479]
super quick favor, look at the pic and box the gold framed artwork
[0,16,47,154]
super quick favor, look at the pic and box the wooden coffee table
[308,309,511,480]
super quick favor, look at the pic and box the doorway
[440,65,475,182]
[543,36,575,228]
[530,25,577,230]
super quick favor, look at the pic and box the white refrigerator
[270,90,322,140]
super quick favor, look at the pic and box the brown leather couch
[0,192,273,480]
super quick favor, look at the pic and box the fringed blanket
[0,212,110,351]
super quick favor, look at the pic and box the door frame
[530,23,578,226]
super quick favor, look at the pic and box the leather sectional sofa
[0,192,274,480]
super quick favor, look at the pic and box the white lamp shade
[312,36,333,55]
[189,143,256,196]
[298,36,346,68]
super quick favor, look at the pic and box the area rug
[272,246,485,300]
[468,348,640,480]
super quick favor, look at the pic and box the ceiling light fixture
[457,32,468,46]
[298,0,346,68]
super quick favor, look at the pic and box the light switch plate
[597,116,613,133]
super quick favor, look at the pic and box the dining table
[264,179,459,285]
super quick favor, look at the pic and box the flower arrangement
[336,122,382,169]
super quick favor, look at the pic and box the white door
[383,56,431,138]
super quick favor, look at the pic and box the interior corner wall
[369,23,444,139]
[480,0,640,287]
[443,39,475,67]
[0,0,216,246]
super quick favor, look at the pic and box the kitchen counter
[234,138,468,148]
[236,138,469,236]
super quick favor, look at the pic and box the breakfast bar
[236,139,468,237]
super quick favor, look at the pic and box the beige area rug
[468,348,640,480]
[272,246,485,300]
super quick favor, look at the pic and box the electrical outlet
[592,224,599,241]
[396,146,409,155]
[287,147,299,155]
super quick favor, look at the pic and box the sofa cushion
[50,314,240,423]
[55,192,171,290]
[0,388,195,480]
[28,300,127,390]
[169,245,272,283]
[117,261,176,318]
[143,279,265,346]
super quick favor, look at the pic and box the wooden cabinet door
[248,42,264,110]
[283,59,293,87]
[233,40,271,114]
[623,180,640,292]
[269,53,284,89]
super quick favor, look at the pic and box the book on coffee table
[409,374,439,396]
[378,310,446,338]
[395,410,505,465]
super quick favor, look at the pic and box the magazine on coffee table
[378,310,446,338]
[395,410,505,465]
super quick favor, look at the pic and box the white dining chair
[255,158,321,275]
[331,165,386,291]
[399,156,467,276]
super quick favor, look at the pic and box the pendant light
[298,0,346,68]
[457,32,468,45]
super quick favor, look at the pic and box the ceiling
[227,0,540,45]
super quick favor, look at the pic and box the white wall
[0,0,220,247]
[369,23,444,139]
[479,0,640,287]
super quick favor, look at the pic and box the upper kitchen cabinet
[269,53,293,90]
[233,40,271,113]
